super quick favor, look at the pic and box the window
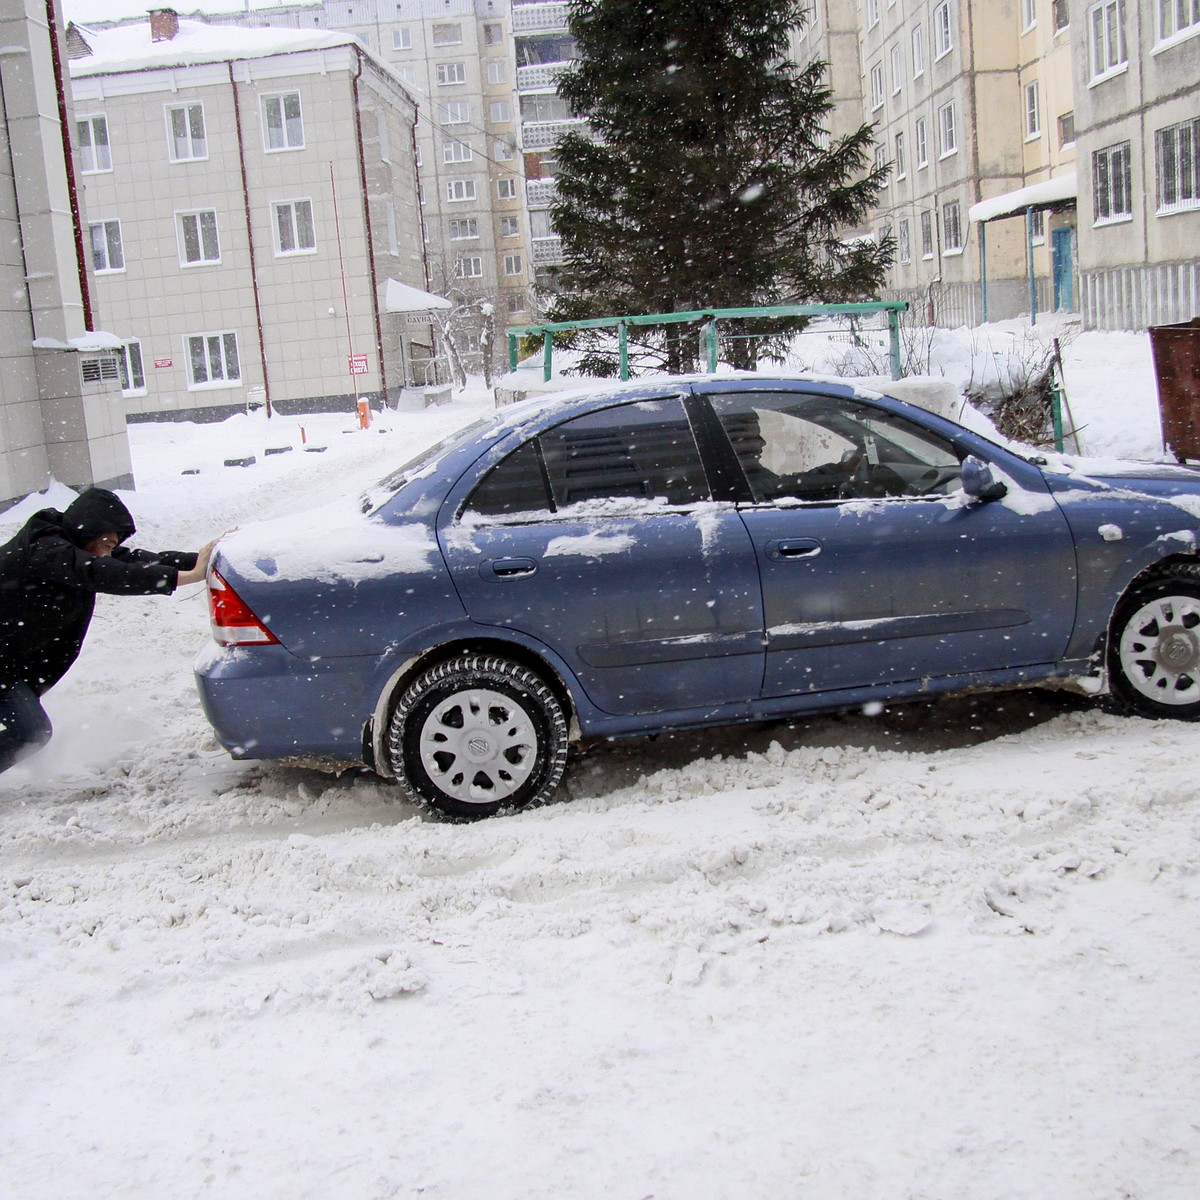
[938,102,957,156]
[392,27,411,50]
[1054,0,1070,29]
[484,22,503,44]
[934,1,953,57]
[1159,0,1200,40]
[867,0,880,28]
[1093,140,1133,221]
[1022,0,1037,29]
[1025,81,1041,137]
[915,117,928,166]
[77,114,111,173]
[921,209,934,257]
[1089,1,1126,79]
[912,25,925,75]
[1156,116,1200,212]
[497,177,517,199]
[439,100,469,124]
[449,217,479,239]
[396,66,416,85]
[503,253,522,275]
[177,210,219,265]
[870,63,884,111]
[454,256,483,278]
[898,218,911,263]
[874,143,888,179]
[1059,111,1076,146]
[497,216,518,238]
[447,179,477,202]
[891,46,903,95]
[118,341,145,393]
[1029,209,1046,243]
[274,200,315,254]
[436,62,467,85]
[186,331,240,387]
[89,220,124,273]
[506,291,527,315]
[487,59,507,84]
[494,140,515,161]
[895,131,906,177]
[166,103,206,161]
[432,23,462,46]
[490,100,511,123]
[263,91,303,150]
[443,139,473,163]
[942,200,963,251]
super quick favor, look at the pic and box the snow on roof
[63,0,317,25]
[68,17,356,76]
[968,172,1077,224]
[382,279,452,313]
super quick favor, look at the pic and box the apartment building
[67,11,430,420]
[1,0,131,508]
[1071,0,1200,329]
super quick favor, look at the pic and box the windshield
[360,417,493,513]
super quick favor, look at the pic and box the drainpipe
[228,61,272,416]
[351,49,389,407]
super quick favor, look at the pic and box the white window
[870,63,884,111]
[432,23,462,46]
[1089,1,1126,79]
[500,215,520,237]
[439,100,469,124]
[867,0,880,28]
[497,177,517,200]
[392,27,411,50]
[494,140,515,161]
[490,100,511,123]
[177,209,220,265]
[938,101,958,156]
[934,1,953,57]
[1054,0,1070,29]
[874,143,888,179]
[378,110,390,161]
[449,217,479,239]
[77,114,111,173]
[1159,0,1200,40]
[1093,140,1133,221]
[484,21,503,45]
[166,103,206,162]
[263,91,304,151]
[1022,0,1037,29]
[506,291,527,315]
[454,255,483,278]
[186,331,240,387]
[1059,111,1076,146]
[88,220,124,273]
[891,46,903,94]
[1155,117,1200,212]
[942,200,963,251]
[1030,209,1046,243]
[487,59,507,84]
[895,131,906,177]
[503,253,522,275]
[119,340,145,393]
[443,139,473,163]
[912,25,925,76]
[273,200,315,254]
[396,66,416,85]
[1025,81,1041,137]
[921,209,933,257]
[898,219,911,263]
[436,62,467,85]
[915,117,928,166]
[447,179,477,202]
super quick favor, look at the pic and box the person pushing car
[0,487,216,774]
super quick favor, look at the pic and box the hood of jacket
[58,488,136,548]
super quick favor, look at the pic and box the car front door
[442,396,765,717]
[699,385,1079,699]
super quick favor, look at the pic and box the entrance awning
[381,279,452,313]
[969,171,1077,224]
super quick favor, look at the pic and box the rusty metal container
[1149,316,1200,462]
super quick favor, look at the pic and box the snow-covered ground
[3,325,1200,1199]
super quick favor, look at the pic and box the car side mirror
[961,455,1008,503]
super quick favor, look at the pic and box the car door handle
[766,538,822,561]
[481,557,539,579]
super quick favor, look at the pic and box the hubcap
[419,687,538,804]
[1118,593,1200,706]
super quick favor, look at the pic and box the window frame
[1092,140,1134,224]
[1022,0,1037,30]
[77,113,112,174]
[262,90,305,152]
[119,340,145,395]
[1024,80,1042,139]
[446,179,477,203]
[185,330,241,389]
[392,27,411,51]
[1157,0,1200,43]
[869,62,885,112]
[912,25,926,77]
[1155,116,1200,214]
[938,101,958,158]
[176,208,221,267]
[933,1,953,59]
[448,217,480,240]
[503,252,523,276]
[436,61,467,86]
[915,117,929,167]
[1088,0,1127,82]
[500,215,520,238]
[942,200,963,253]
[432,22,463,46]
[272,198,316,256]
[497,177,518,200]
[894,130,907,178]
[454,255,484,279]
[165,102,207,163]
[88,218,124,274]
[443,139,474,164]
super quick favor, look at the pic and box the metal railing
[525,178,557,207]
[531,235,564,264]
[516,62,569,92]
[511,3,570,33]
[521,118,587,148]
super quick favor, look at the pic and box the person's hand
[177,538,219,588]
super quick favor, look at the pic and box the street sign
[348,353,369,375]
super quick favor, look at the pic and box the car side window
[709,391,962,502]
[464,440,549,517]
[539,397,710,509]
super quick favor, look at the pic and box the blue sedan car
[196,376,1200,819]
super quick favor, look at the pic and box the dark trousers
[0,681,53,774]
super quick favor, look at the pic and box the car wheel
[1109,565,1200,719]
[388,654,568,819]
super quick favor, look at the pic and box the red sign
[348,354,369,375]
[154,358,172,368]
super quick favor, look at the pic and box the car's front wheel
[1109,565,1200,719]
[387,654,568,819]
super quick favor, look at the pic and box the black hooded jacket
[0,489,197,695]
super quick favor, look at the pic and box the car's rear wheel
[1109,565,1200,719]
[388,654,568,819]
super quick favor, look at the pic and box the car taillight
[208,569,280,646]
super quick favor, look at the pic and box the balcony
[526,178,557,208]
[516,62,569,93]
[532,236,563,265]
[522,118,587,149]
[512,3,570,34]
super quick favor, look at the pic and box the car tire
[388,654,569,820]
[1108,564,1200,720]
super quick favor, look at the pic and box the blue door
[1052,226,1075,311]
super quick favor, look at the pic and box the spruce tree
[549,0,891,372]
